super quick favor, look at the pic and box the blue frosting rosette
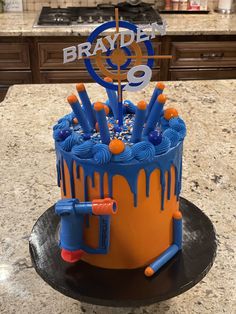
[163,129,180,148]
[53,119,70,131]
[92,144,112,164]
[111,146,134,163]
[60,132,82,152]
[160,116,169,131]
[58,112,76,124]
[154,136,171,155]
[71,140,93,158]
[132,141,155,162]
[169,117,187,140]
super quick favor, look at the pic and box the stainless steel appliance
[34,2,163,27]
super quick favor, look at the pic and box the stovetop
[35,3,163,27]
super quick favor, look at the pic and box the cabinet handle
[200,52,224,59]
[0,85,9,89]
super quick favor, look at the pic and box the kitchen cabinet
[0,35,236,101]
[0,40,32,102]
[36,38,162,83]
[170,68,236,80]
[35,35,236,83]
[165,35,236,80]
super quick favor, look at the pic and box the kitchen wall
[22,0,218,11]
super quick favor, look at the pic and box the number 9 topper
[82,8,169,125]
[84,20,155,93]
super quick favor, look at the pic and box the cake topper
[63,8,171,126]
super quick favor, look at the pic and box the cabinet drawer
[169,68,236,80]
[40,71,92,83]
[38,43,83,70]
[40,70,160,84]
[170,42,236,68]
[38,41,161,70]
[0,71,32,85]
[0,43,30,70]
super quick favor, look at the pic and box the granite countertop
[0,11,236,36]
[0,80,235,313]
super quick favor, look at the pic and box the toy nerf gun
[55,198,117,263]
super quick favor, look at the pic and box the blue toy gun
[55,198,117,263]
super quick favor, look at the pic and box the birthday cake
[53,81,186,277]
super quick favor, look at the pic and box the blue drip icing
[180,161,182,193]
[167,169,171,200]
[61,157,66,196]
[174,166,178,196]
[56,159,61,187]
[76,165,80,179]
[108,175,113,198]
[160,170,165,210]
[68,160,75,198]
[56,141,183,210]
[145,169,150,197]
[84,176,89,201]
[99,173,104,198]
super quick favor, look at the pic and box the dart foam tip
[76,83,86,92]
[144,266,154,277]
[61,248,84,263]
[73,117,79,124]
[156,82,165,90]
[157,94,167,104]
[67,94,78,104]
[94,102,105,111]
[173,211,182,220]
[137,100,147,110]
[164,108,179,120]
[104,77,113,83]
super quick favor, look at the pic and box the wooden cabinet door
[0,43,30,70]
[170,41,236,68]
[0,71,32,84]
[38,41,162,70]
[170,68,236,80]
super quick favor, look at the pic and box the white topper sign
[4,0,23,12]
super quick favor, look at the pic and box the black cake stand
[29,197,217,307]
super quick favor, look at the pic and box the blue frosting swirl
[53,119,70,131]
[132,141,155,162]
[169,117,186,140]
[163,129,180,148]
[178,128,187,140]
[160,116,169,131]
[60,133,82,152]
[58,112,76,124]
[92,144,112,164]
[71,140,93,158]
[154,136,171,155]
[112,146,134,163]
[53,129,62,141]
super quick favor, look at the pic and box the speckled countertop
[0,11,236,36]
[0,80,236,313]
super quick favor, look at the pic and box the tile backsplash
[22,0,218,11]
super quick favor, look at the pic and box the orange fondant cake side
[60,161,179,269]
